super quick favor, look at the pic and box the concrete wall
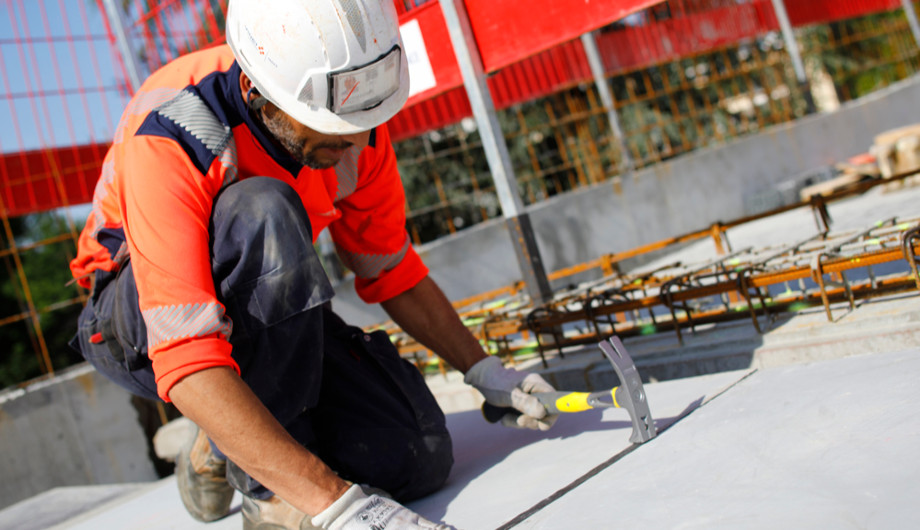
[0,364,156,510]
[334,75,920,326]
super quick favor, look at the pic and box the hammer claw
[480,337,657,445]
[600,337,657,443]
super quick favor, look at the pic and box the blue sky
[0,0,131,153]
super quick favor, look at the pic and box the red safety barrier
[790,0,901,26]
[392,38,594,141]
[1,0,911,214]
[597,1,778,72]
[0,144,107,218]
[389,0,906,141]
[0,0,127,216]
[465,0,664,74]
[400,1,463,104]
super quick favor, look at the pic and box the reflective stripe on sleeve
[219,138,239,187]
[142,302,233,349]
[153,89,239,187]
[114,87,181,144]
[157,90,233,154]
[334,146,361,201]
[89,159,115,239]
[336,234,411,279]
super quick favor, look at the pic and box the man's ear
[239,72,253,96]
[240,73,258,100]
[240,72,269,112]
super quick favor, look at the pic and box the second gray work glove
[464,356,559,431]
[311,484,455,530]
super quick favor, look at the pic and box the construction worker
[68,0,557,528]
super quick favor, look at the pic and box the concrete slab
[13,343,919,529]
[31,370,748,530]
[0,484,145,530]
[516,349,920,529]
[49,477,241,530]
[14,349,920,529]
[406,369,750,528]
[0,365,158,509]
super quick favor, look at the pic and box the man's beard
[261,111,350,170]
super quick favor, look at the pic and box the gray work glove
[311,484,455,530]
[464,356,559,431]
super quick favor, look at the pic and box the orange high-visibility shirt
[70,46,427,400]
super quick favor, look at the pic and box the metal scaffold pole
[439,0,554,304]
[101,0,143,94]
[581,31,633,176]
[770,0,816,113]
[902,0,920,47]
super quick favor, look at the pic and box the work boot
[176,425,234,522]
[242,494,319,530]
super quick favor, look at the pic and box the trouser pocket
[70,264,158,401]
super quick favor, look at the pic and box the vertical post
[102,0,144,94]
[770,0,816,113]
[580,31,633,176]
[439,0,553,304]
[902,0,920,48]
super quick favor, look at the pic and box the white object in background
[400,19,437,98]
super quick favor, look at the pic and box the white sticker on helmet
[329,46,402,115]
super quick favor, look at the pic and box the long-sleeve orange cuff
[355,248,429,304]
[151,337,239,401]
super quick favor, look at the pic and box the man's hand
[311,484,455,529]
[380,276,556,430]
[168,367,350,516]
[464,356,558,431]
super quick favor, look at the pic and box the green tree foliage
[800,10,920,102]
[0,212,85,389]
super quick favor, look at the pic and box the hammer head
[599,337,657,443]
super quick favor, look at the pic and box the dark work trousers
[71,177,453,502]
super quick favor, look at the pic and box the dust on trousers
[71,177,453,501]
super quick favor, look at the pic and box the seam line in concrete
[496,369,759,529]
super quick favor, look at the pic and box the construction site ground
[2,183,919,529]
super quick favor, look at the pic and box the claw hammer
[482,336,657,443]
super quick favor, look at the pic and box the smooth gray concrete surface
[0,364,157,510]
[406,370,750,529]
[25,369,747,530]
[16,350,919,529]
[517,348,920,529]
[46,477,241,530]
[335,75,920,326]
[0,484,145,530]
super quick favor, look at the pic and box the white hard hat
[226,0,410,134]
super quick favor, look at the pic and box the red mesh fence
[2,0,912,215]
[391,0,908,141]
[0,0,129,217]
[124,0,227,76]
